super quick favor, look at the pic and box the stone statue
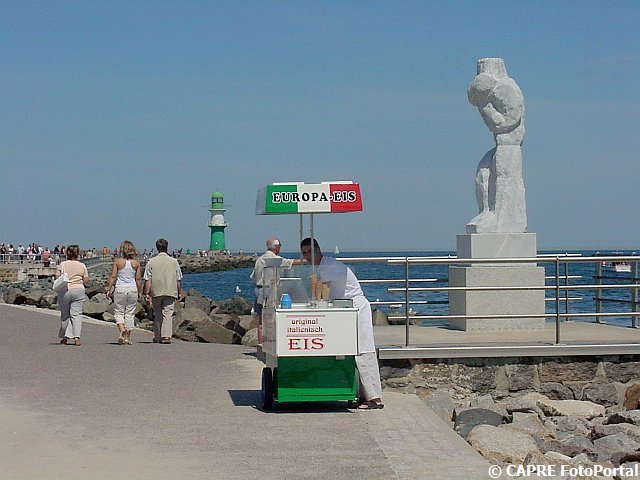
[466,58,527,234]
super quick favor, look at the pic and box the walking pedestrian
[106,240,142,345]
[56,245,89,346]
[143,239,185,344]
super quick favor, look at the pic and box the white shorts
[113,286,138,330]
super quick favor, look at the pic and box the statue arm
[468,73,497,107]
[483,84,524,133]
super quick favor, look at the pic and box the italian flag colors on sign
[256,182,363,215]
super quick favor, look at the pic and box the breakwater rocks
[178,254,256,274]
[381,357,640,477]
[173,291,258,346]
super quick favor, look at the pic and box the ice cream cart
[256,181,363,410]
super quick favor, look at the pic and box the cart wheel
[261,367,274,411]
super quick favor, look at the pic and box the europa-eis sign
[276,310,359,357]
[256,181,363,215]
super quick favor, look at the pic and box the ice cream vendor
[300,237,384,410]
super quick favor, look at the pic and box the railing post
[564,259,570,321]
[405,257,410,347]
[632,261,639,328]
[555,256,561,344]
[595,260,602,323]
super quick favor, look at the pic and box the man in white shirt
[300,238,384,410]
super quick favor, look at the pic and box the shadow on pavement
[266,401,355,415]
[227,390,355,415]
[228,389,261,407]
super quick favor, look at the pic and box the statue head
[477,58,507,78]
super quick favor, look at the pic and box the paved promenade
[0,304,492,480]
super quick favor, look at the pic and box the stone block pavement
[0,304,494,479]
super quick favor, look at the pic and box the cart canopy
[256,181,362,215]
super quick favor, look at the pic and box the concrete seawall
[0,264,57,282]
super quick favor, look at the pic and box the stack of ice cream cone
[310,274,330,300]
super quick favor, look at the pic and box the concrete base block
[457,233,537,265]
[449,265,546,332]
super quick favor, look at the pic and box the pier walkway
[373,321,640,359]
[0,304,492,480]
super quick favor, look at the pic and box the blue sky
[1,1,638,252]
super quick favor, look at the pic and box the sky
[1,1,638,253]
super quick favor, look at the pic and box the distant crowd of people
[1,243,48,261]
[0,242,190,265]
[0,243,93,264]
[1,242,249,264]
[0,243,56,266]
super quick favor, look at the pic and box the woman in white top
[56,245,90,346]
[106,241,142,345]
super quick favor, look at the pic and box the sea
[182,250,639,328]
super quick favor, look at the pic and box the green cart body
[260,306,359,410]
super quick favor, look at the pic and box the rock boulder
[37,290,58,309]
[593,433,640,462]
[371,308,389,326]
[83,301,111,318]
[624,384,640,410]
[214,296,252,315]
[210,314,247,336]
[184,289,213,314]
[194,320,241,344]
[604,410,640,427]
[241,328,259,347]
[4,288,27,305]
[467,424,540,464]
[454,408,503,439]
[538,399,605,420]
[176,307,242,344]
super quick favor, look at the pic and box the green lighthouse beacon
[208,192,227,251]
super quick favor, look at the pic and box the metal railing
[340,254,640,347]
[80,255,114,269]
[0,253,57,265]
[0,253,113,268]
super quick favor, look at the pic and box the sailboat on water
[333,246,340,254]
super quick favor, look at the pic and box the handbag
[53,262,70,292]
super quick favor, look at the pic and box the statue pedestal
[449,233,545,332]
